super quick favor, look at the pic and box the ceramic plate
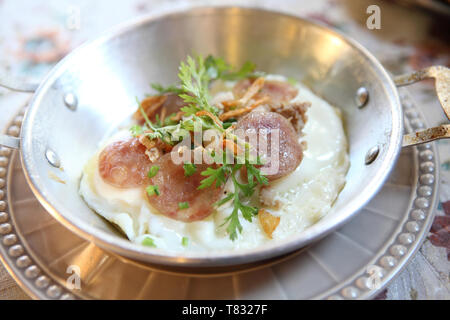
[0,88,438,299]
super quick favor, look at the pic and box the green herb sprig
[178,55,218,116]
[209,158,268,241]
[150,83,185,95]
[142,237,157,247]
[133,54,268,241]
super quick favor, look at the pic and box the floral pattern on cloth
[430,201,450,260]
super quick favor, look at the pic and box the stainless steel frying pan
[0,6,449,267]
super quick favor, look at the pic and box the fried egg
[79,76,349,252]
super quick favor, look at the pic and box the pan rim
[19,4,403,267]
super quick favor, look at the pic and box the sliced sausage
[236,110,303,181]
[233,78,299,104]
[268,101,310,134]
[152,93,186,123]
[98,138,151,188]
[147,152,223,222]
[134,93,187,124]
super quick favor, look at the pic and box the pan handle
[394,65,450,147]
[0,73,38,149]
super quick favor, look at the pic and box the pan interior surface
[20,7,402,266]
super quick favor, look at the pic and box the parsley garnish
[150,54,255,103]
[134,54,268,241]
[178,55,218,116]
[287,77,298,86]
[223,119,237,129]
[202,159,268,241]
[183,163,197,177]
[130,124,143,137]
[147,166,159,178]
[214,165,265,241]
[146,185,160,196]
[150,83,185,95]
[142,237,157,247]
[198,166,230,189]
[178,202,189,209]
[204,55,256,81]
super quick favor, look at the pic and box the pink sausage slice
[233,78,299,104]
[147,152,223,222]
[150,93,186,123]
[236,110,303,181]
[98,138,151,188]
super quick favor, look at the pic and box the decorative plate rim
[0,87,439,300]
[318,88,439,299]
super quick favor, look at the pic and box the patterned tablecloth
[0,0,448,300]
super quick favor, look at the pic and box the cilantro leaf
[134,55,269,242]
[154,114,162,127]
[142,237,157,247]
[178,202,189,209]
[224,206,242,241]
[221,178,259,240]
[287,77,298,85]
[198,166,229,189]
[215,193,234,207]
[204,55,256,81]
[204,55,232,79]
[223,119,236,130]
[246,163,269,186]
[239,203,259,222]
[146,185,160,196]
[164,113,178,126]
[183,163,197,177]
[232,173,255,197]
[147,166,159,178]
[178,55,218,116]
[221,60,257,81]
[130,125,143,137]
[150,83,185,95]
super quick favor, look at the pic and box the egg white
[79,76,349,252]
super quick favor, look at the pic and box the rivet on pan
[45,149,61,168]
[365,145,380,165]
[355,87,369,108]
[63,92,78,111]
